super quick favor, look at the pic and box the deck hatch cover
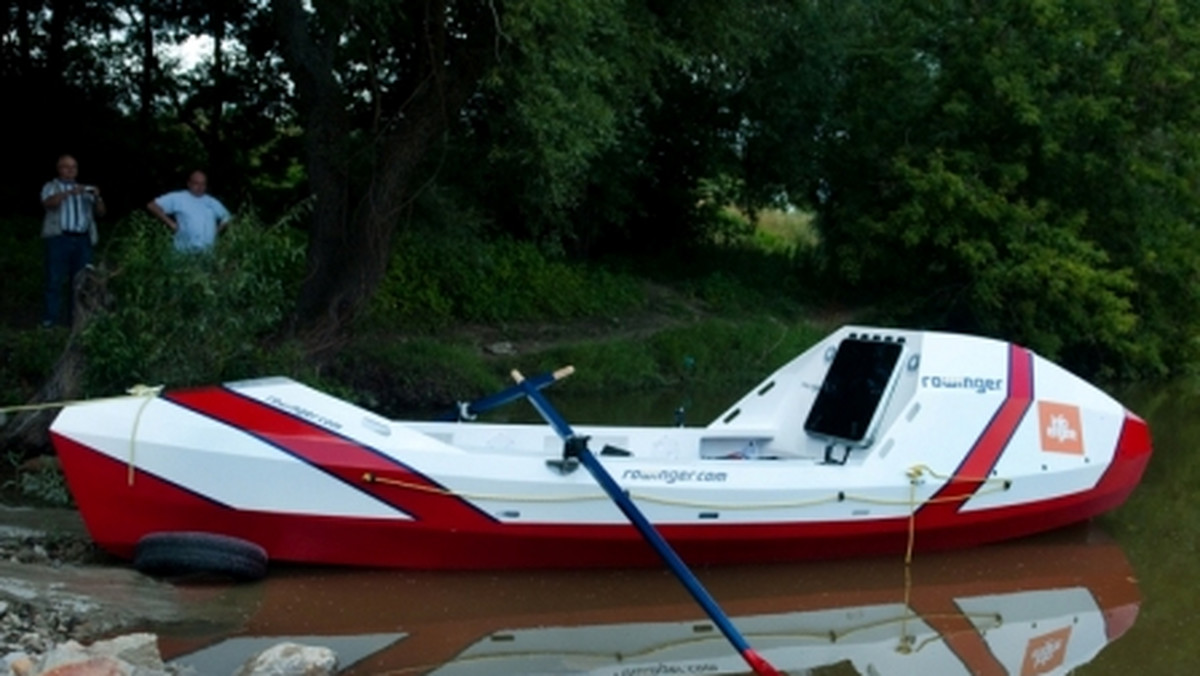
[803,337,904,447]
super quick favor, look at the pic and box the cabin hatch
[803,336,905,449]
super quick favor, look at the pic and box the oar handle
[438,365,575,421]
[512,369,574,440]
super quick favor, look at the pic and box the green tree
[0,0,299,221]
[457,1,801,256]
[270,0,499,342]
[779,0,1200,376]
[270,0,801,339]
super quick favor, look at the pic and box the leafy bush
[0,327,68,408]
[0,219,47,325]
[327,337,501,417]
[2,455,73,507]
[369,231,647,330]
[753,209,819,253]
[526,318,827,393]
[80,212,306,395]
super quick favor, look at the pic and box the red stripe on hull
[52,406,1152,569]
[164,387,498,529]
[918,344,1033,524]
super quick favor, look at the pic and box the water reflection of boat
[159,524,1138,675]
[50,326,1152,569]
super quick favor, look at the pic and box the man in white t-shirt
[146,170,232,252]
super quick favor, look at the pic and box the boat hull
[49,326,1154,569]
[51,417,1149,569]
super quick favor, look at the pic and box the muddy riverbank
[0,505,192,668]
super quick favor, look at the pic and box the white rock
[1,651,32,676]
[485,341,517,356]
[32,640,88,672]
[38,654,130,676]
[87,633,164,670]
[33,633,169,676]
[234,642,337,676]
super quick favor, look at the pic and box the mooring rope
[0,384,161,417]
[0,384,163,487]
[369,456,1012,631]
[365,464,1010,515]
[9,388,1013,580]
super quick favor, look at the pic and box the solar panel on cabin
[804,338,903,445]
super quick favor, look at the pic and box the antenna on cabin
[676,355,696,427]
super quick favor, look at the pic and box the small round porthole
[824,346,837,363]
[907,354,920,371]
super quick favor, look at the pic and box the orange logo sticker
[1021,625,1072,675]
[1038,401,1084,454]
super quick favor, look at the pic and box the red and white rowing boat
[49,326,1152,570]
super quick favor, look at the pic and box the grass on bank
[0,206,823,414]
[0,207,823,503]
[333,316,832,418]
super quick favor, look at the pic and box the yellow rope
[11,388,1012,559]
[365,473,610,503]
[8,388,1009,517]
[906,479,918,566]
[126,388,163,486]
[365,464,1012,515]
[896,463,1014,631]
[0,384,161,416]
[637,492,843,510]
[902,464,1011,567]
[368,473,841,508]
[13,388,1018,589]
[0,385,162,486]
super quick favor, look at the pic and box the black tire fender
[133,531,268,582]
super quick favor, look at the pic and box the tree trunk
[272,0,353,347]
[138,2,156,128]
[46,0,69,77]
[209,0,230,182]
[0,268,110,457]
[14,0,35,75]
[271,0,493,349]
[211,1,225,139]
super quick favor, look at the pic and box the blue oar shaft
[511,371,781,676]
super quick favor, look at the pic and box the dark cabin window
[804,338,903,445]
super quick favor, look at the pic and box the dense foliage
[369,230,646,331]
[785,1,1200,377]
[79,213,306,394]
[3,1,1200,378]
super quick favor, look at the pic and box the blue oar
[511,370,783,676]
[437,366,575,421]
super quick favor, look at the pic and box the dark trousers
[44,234,92,326]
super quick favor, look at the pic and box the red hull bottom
[50,415,1150,570]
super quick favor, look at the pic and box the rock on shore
[0,507,338,676]
[2,633,338,676]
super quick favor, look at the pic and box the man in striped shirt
[40,154,105,327]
